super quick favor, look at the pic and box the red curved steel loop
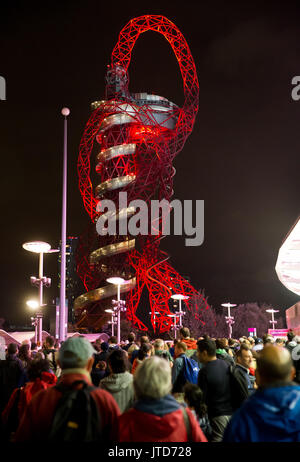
[110,15,199,144]
[75,15,209,333]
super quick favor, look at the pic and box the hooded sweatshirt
[181,338,197,350]
[119,394,207,442]
[223,383,300,442]
[99,371,135,413]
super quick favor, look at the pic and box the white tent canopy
[0,329,109,347]
[275,215,300,296]
[0,330,50,347]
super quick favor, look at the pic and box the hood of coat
[130,395,184,438]
[182,338,197,350]
[23,372,57,403]
[100,371,133,392]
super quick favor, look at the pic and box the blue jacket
[223,383,300,442]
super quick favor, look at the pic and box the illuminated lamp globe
[171,294,189,300]
[22,241,51,253]
[61,107,70,116]
[26,300,39,310]
[106,277,126,285]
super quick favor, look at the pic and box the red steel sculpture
[75,15,209,332]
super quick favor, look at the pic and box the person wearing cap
[14,337,121,441]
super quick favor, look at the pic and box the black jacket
[0,355,26,413]
[198,359,234,418]
[231,364,253,408]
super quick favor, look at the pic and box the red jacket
[2,371,57,427]
[119,396,207,442]
[14,371,121,442]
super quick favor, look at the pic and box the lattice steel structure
[75,15,209,332]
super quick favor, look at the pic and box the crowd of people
[1,327,300,442]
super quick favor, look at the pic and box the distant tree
[98,298,286,342]
[183,290,217,339]
[156,330,173,341]
[215,302,286,339]
[214,313,231,338]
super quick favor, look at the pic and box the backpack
[182,356,200,384]
[181,407,192,441]
[48,380,102,442]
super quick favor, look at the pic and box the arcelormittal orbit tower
[74,15,209,333]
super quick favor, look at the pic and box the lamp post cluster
[168,294,189,338]
[23,241,57,345]
[105,289,190,342]
[222,302,237,339]
[105,277,127,344]
[105,309,117,336]
[266,309,279,330]
[106,299,126,342]
[149,311,160,331]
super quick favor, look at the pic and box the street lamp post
[167,314,179,338]
[171,294,189,328]
[105,309,117,336]
[149,311,160,331]
[59,107,70,342]
[266,309,279,330]
[26,300,39,344]
[221,302,237,339]
[106,277,127,344]
[23,241,52,345]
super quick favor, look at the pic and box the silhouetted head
[256,345,295,387]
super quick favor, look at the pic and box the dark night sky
[0,0,299,327]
